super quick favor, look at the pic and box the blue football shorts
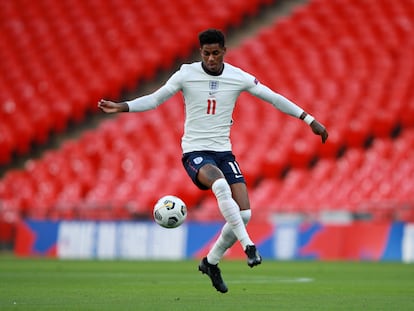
[182,150,246,190]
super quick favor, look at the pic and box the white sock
[207,210,251,265]
[211,178,253,250]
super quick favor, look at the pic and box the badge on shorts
[193,157,203,165]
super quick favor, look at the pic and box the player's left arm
[248,81,328,143]
[299,112,328,144]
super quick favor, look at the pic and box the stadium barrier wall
[14,220,414,262]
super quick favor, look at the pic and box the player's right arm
[98,69,183,114]
[98,86,175,114]
[98,100,129,113]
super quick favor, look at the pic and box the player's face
[200,43,226,73]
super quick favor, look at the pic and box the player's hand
[310,120,328,143]
[98,99,129,113]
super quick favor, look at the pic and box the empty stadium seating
[0,0,273,165]
[1,0,414,227]
[254,128,414,220]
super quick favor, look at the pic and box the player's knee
[212,178,232,200]
[240,209,251,225]
[198,164,224,188]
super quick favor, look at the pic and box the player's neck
[201,63,224,76]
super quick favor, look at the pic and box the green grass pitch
[1,257,413,310]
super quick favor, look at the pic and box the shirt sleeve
[246,79,304,118]
[127,70,182,112]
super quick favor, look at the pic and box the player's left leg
[206,210,251,264]
[207,221,262,267]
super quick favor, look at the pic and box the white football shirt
[127,62,304,153]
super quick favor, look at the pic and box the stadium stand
[248,128,414,222]
[1,0,414,238]
[0,0,273,165]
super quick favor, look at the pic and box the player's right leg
[182,152,256,251]
[208,160,262,268]
[182,152,261,292]
[210,177,255,248]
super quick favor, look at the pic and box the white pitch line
[229,277,314,284]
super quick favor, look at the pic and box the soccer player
[98,29,328,293]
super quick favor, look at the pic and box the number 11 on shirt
[207,99,216,114]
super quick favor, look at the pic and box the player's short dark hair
[198,29,225,48]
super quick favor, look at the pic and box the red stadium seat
[0,123,13,165]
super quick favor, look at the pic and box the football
[153,195,187,228]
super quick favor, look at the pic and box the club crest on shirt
[209,80,219,90]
